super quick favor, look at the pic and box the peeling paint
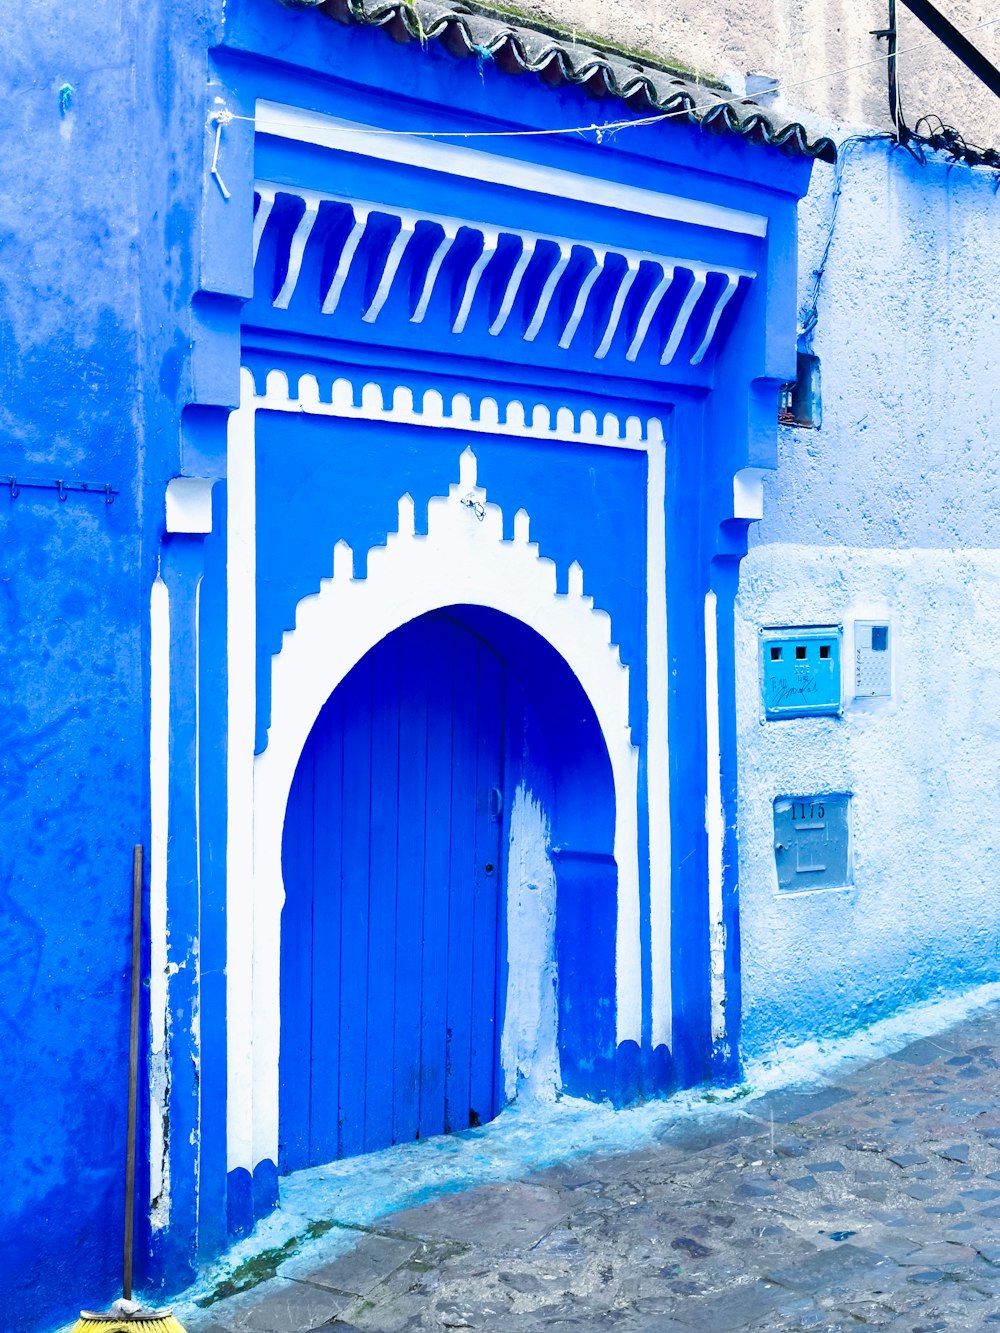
[502,783,560,1102]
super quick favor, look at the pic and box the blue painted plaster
[0,0,811,1324]
[0,0,225,1325]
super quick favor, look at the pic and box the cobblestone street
[191,1003,1000,1333]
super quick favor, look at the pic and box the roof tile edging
[278,0,837,163]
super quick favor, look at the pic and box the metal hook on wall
[2,474,119,504]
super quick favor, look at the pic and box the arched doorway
[277,605,620,1174]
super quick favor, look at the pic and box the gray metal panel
[774,794,852,891]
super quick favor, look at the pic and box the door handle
[489,786,503,820]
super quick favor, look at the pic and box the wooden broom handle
[124,844,143,1301]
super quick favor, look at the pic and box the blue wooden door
[279,612,507,1172]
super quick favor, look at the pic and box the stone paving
[195,1004,1000,1332]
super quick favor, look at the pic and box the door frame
[228,373,652,1196]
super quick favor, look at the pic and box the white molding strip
[703,589,727,1048]
[226,393,258,1175]
[646,436,671,1051]
[149,575,170,1227]
[254,101,769,240]
[249,370,663,451]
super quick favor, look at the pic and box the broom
[71,846,187,1333]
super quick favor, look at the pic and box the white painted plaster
[166,477,215,534]
[321,206,370,315]
[733,467,766,522]
[248,368,661,451]
[646,435,672,1051]
[594,257,639,360]
[661,271,708,366]
[691,273,741,366]
[454,227,499,334]
[149,574,170,1224]
[412,222,458,324]
[501,783,560,1102]
[252,185,276,266]
[363,217,416,323]
[489,235,536,337]
[193,580,203,1171]
[559,251,605,350]
[523,241,571,342]
[243,381,641,1170]
[226,390,257,1174]
[273,197,319,309]
[704,590,727,1047]
[626,262,674,362]
[736,147,1000,1058]
[254,101,769,239]
[736,544,1000,1058]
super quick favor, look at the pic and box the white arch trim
[226,366,672,1176]
[248,448,640,1171]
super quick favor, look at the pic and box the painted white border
[704,590,727,1047]
[246,370,660,450]
[647,437,671,1051]
[149,575,170,1223]
[227,365,673,1174]
[255,101,768,240]
[226,395,257,1175]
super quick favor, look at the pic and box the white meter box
[854,621,891,699]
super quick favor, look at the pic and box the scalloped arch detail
[247,442,642,1170]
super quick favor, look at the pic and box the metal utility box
[760,625,842,719]
[854,621,891,699]
[774,794,852,891]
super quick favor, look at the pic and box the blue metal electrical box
[774,794,852,891]
[760,624,842,719]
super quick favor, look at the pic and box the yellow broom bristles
[69,1315,187,1333]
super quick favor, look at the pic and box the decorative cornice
[253,183,754,368]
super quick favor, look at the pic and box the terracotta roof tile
[291,0,837,162]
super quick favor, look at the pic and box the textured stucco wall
[506,0,1000,150]
[735,142,1000,1059]
[0,1,219,1327]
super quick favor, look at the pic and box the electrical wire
[874,0,1000,169]
[798,133,896,350]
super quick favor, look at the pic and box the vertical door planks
[280,613,507,1167]
[337,656,374,1159]
[419,622,454,1140]
[278,742,315,1174]
[365,632,401,1152]
[309,688,344,1167]
[393,623,429,1143]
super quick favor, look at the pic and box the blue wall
[0,0,811,1325]
[0,0,223,1326]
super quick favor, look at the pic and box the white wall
[735,142,1000,1057]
